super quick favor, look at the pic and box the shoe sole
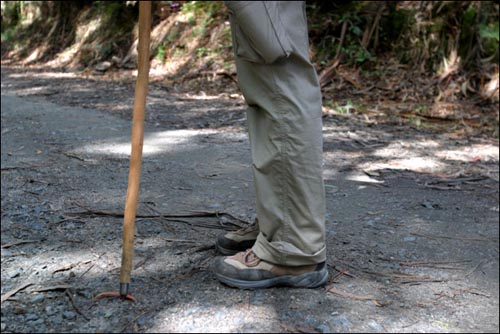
[215,267,329,289]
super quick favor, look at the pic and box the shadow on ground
[1,67,499,333]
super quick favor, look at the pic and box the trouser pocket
[227,1,292,64]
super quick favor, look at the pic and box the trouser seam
[268,63,291,265]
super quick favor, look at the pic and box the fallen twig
[52,260,92,275]
[429,176,487,184]
[327,286,383,306]
[357,268,432,279]
[401,320,420,329]
[398,260,471,270]
[332,269,356,280]
[464,261,484,279]
[50,217,87,225]
[399,278,454,285]
[28,285,72,293]
[65,203,250,230]
[189,244,215,254]
[65,289,90,321]
[424,183,462,191]
[1,282,33,303]
[134,253,156,270]
[435,288,491,300]
[121,310,151,333]
[281,323,319,333]
[398,260,471,266]
[329,264,358,279]
[333,260,446,283]
[1,239,42,249]
[1,166,26,171]
[410,232,494,242]
[79,263,95,279]
[161,238,199,243]
[63,152,88,162]
[216,71,238,85]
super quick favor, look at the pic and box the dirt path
[1,65,499,333]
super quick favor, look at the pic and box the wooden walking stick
[95,1,151,302]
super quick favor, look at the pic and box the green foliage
[1,1,21,31]
[83,1,137,61]
[156,43,167,62]
[196,46,207,58]
[1,28,16,44]
[480,22,500,60]
[93,1,137,31]
[192,17,213,37]
[181,1,222,18]
[1,0,498,104]
[172,46,186,59]
[480,22,500,41]
[339,13,375,65]
[181,1,223,27]
[96,42,113,58]
[324,100,357,115]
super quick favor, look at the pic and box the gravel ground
[1,66,499,333]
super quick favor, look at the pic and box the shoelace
[242,249,261,266]
[235,220,258,235]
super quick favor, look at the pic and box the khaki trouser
[226,1,326,266]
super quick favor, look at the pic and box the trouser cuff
[252,233,327,266]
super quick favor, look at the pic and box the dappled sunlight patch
[153,303,277,332]
[47,16,103,67]
[346,173,385,184]
[78,129,217,157]
[371,140,439,159]
[435,143,499,162]
[361,157,446,174]
[22,45,49,64]
[9,71,79,79]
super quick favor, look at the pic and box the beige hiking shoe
[213,249,329,289]
[215,219,259,255]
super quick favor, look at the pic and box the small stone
[14,306,27,314]
[10,271,20,278]
[30,294,45,303]
[31,319,44,326]
[315,324,332,333]
[76,289,93,299]
[1,323,6,331]
[421,201,434,209]
[403,236,416,242]
[1,249,13,257]
[95,61,112,72]
[305,317,319,325]
[215,311,226,320]
[62,311,76,320]
[26,313,39,321]
[50,316,63,326]
[368,320,383,331]
[366,219,376,226]
[45,306,57,316]
[329,315,353,328]
[136,316,149,327]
